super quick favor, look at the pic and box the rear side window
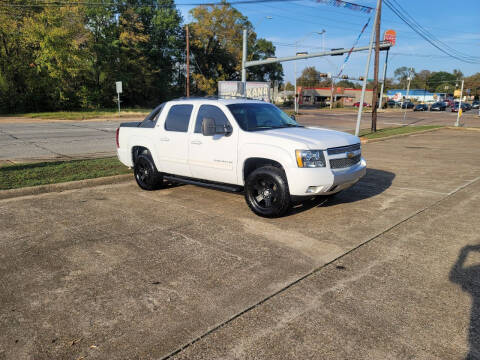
[139,103,164,128]
[195,105,231,133]
[165,105,193,132]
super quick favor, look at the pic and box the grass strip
[0,157,131,190]
[359,125,443,139]
[7,108,150,120]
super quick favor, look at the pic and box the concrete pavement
[1,129,480,359]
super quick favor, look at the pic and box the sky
[177,0,480,85]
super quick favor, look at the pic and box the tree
[189,3,283,94]
[427,71,456,93]
[464,73,480,99]
[335,80,359,89]
[248,39,283,84]
[296,67,328,87]
[394,66,415,88]
[189,3,254,94]
[283,82,294,91]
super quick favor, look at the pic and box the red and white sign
[383,29,396,46]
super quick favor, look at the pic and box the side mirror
[202,117,216,136]
[290,114,296,121]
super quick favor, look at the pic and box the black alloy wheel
[245,166,291,218]
[134,153,163,190]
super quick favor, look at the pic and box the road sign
[383,29,396,46]
[116,81,123,94]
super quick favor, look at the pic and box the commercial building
[386,89,446,103]
[298,87,373,106]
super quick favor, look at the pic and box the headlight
[295,150,326,168]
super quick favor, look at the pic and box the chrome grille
[330,155,361,169]
[327,143,361,155]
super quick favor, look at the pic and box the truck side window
[194,105,231,133]
[139,103,164,128]
[164,104,193,132]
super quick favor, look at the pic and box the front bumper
[286,157,367,196]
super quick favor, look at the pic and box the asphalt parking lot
[1,109,478,163]
[298,107,480,130]
[1,129,480,359]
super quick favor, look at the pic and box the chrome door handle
[191,140,202,145]
[159,137,170,142]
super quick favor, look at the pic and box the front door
[188,104,238,184]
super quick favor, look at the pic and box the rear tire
[134,153,163,191]
[245,166,291,218]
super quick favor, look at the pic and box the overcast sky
[178,0,480,84]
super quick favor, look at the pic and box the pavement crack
[159,176,480,360]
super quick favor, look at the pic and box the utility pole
[370,0,382,132]
[455,79,464,127]
[355,0,382,137]
[186,25,190,98]
[330,76,335,109]
[294,60,298,113]
[378,49,389,110]
[402,68,412,122]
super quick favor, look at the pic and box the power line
[383,0,480,64]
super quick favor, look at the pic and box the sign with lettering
[218,81,270,102]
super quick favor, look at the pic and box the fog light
[306,186,318,193]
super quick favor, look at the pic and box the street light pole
[402,69,412,122]
[378,49,389,109]
[241,29,247,97]
[293,31,325,114]
[455,79,464,127]
[355,0,382,137]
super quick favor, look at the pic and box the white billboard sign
[218,81,270,102]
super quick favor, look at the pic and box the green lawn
[359,125,443,139]
[6,108,150,120]
[0,157,131,190]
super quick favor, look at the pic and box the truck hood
[252,126,360,149]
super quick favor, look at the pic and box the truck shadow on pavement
[450,245,480,360]
[290,168,395,215]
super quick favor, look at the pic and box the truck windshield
[227,103,302,131]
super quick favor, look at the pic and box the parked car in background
[443,99,454,108]
[414,104,428,111]
[386,100,400,108]
[353,102,371,108]
[472,101,480,109]
[430,102,447,111]
[401,101,414,109]
[451,103,468,112]
[464,103,472,111]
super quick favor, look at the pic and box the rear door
[156,103,193,177]
[188,104,238,184]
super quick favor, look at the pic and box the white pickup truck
[116,98,366,217]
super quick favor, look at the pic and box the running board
[163,175,243,193]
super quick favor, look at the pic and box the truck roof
[169,97,267,105]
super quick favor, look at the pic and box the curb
[0,174,132,201]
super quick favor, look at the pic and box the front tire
[245,166,291,218]
[134,154,163,190]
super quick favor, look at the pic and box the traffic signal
[331,48,344,56]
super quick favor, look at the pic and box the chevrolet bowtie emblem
[346,152,354,159]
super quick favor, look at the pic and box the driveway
[1,129,480,359]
